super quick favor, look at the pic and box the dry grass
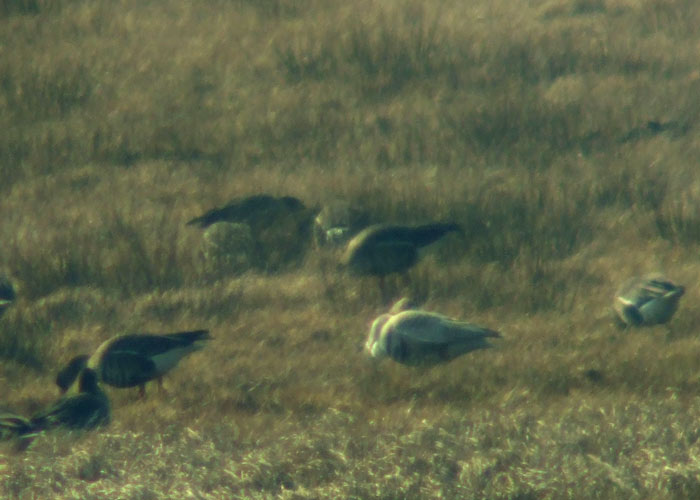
[3,0,700,497]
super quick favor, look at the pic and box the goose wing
[346,239,418,275]
[369,241,418,269]
[392,312,500,345]
[108,331,207,358]
[99,350,158,388]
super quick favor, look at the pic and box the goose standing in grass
[343,222,461,300]
[613,274,685,327]
[56,329,211,397]
[365,298,501,366]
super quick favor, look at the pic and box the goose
[614,274,685,327]
[56,329,211,397]
[34,368,110,431]
[343,223,461,300]
[365,300,501,366]
[187,194,307,228]
[1,369,109,450]
[188,194,316,270]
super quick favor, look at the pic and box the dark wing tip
[487,329,502,339]
[186,216,206,227]
[168,329,212,342]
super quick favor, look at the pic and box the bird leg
[157,376,168,395]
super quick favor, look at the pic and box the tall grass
[2,0,700,497]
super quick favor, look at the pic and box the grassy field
[2,0,700,497]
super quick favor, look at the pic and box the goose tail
[166,329,212,348]
[412,223,461,247]
[186,214,210,227]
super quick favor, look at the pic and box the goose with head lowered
[186,194,308,228]
[343,222,461,301]
[365,298,501,366]
[35,368,111,430]
[56,329,211,397]
[1,369,110,450]
[613,274,685,327]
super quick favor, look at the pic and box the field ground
[3,0,700,498]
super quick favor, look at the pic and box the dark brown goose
[187,194,307,228]
[56,330,211,397]
[1,369,110,450]
[342,223,461,300]
[613,274,685,327]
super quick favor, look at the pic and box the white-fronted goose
[343,223,461,300]
[56,329,211,397]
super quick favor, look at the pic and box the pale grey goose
[365,300,500,366]
[614,274,685,327]
[188,194,316,271]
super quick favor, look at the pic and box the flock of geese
[0,194,687,451]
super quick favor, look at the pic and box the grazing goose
[188,194,316,271]
[365,301,501,366]
[187,194,307,228]
[614,274,685,327]
[33,368,110,431]
[56,329,211,397]
[343,223,461,300]
[313,200,370,247]
[1,369,109,450]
